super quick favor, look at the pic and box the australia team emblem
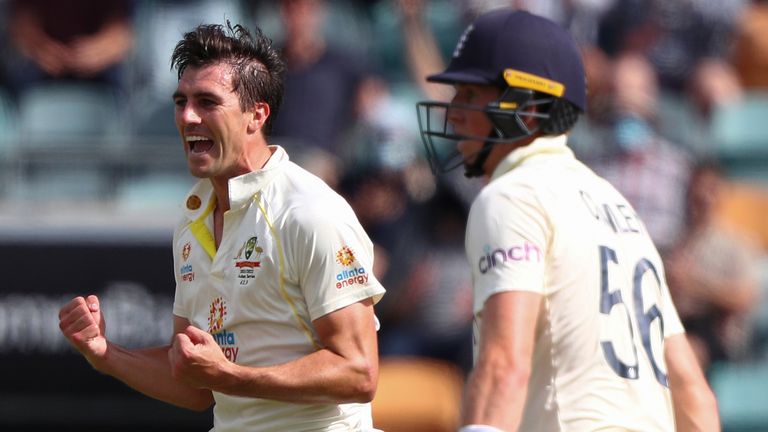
[234,236,263,283]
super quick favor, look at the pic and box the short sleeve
[171,221,189,319]
[291,202,386,321]
[658,268,685,338]
[466,184,549,314]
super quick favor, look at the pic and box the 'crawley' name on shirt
[579,190,643,235]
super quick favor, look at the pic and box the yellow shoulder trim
[189,195,217,260]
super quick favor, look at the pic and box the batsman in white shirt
[416,8,719,432]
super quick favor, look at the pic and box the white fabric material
[173,146,385,431]
[466,135,683,431]
[458,425,506,432]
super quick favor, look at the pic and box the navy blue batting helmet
[428,9,586,111]
[416,9,586,176]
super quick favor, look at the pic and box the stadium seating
[10,82,124,201]
[710,92,768,184]
[17,82,123,146]
[709,359,768,432]
[656,92,713,155]
[372,357,463,432]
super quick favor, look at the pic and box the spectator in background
[397,0,486,207]
[731,0,768,90]
[397,0,454,102]
[597,0,745,95]
[665,160,762,371]
[585,53,691,253]
[339,73,421,172]
[375,184,474,375]
[594,0,747,152]
[339,166,423,288]
[687,56,744,122]
[267,0,370,158]
[4,0,134,100]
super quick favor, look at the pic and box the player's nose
[177,104,202,125]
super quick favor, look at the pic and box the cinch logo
[478,242,542,274]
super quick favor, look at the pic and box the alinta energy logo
[335,246,369,289]
[180,242,195,282]
[207,296,239,362]
[336,246,356,266]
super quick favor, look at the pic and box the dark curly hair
[170,22,286,135]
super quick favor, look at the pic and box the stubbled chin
[187,154,213,178]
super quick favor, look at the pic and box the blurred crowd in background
[0,0,767,430]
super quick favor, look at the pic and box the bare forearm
[213,348,377,405]
[672,383,720,432]
[666,334,721,431]
[461,362,529,431]
[96,343,213,411]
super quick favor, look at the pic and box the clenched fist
[58,295,108,368]
[169,325,231,390]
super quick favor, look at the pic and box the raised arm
[59,295,214,411]
[665,333,721,431]
[168,297,380,404]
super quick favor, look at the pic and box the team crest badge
[234,236,263,282]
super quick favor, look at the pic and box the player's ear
[247,102,270,133]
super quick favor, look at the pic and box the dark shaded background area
[0,241,212,431]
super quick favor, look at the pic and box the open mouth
[187,135,214,154]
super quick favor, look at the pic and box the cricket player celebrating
[416,8,720,432]
[59,22,385,431]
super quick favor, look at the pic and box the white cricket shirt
[466,135,684,431]
[172,146,386,432]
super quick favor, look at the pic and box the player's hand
[58,295,108,367]
[168,325,230,390]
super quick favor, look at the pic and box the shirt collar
[228,145,288,209]
[490,135,572,181]
[182,145,289,221]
